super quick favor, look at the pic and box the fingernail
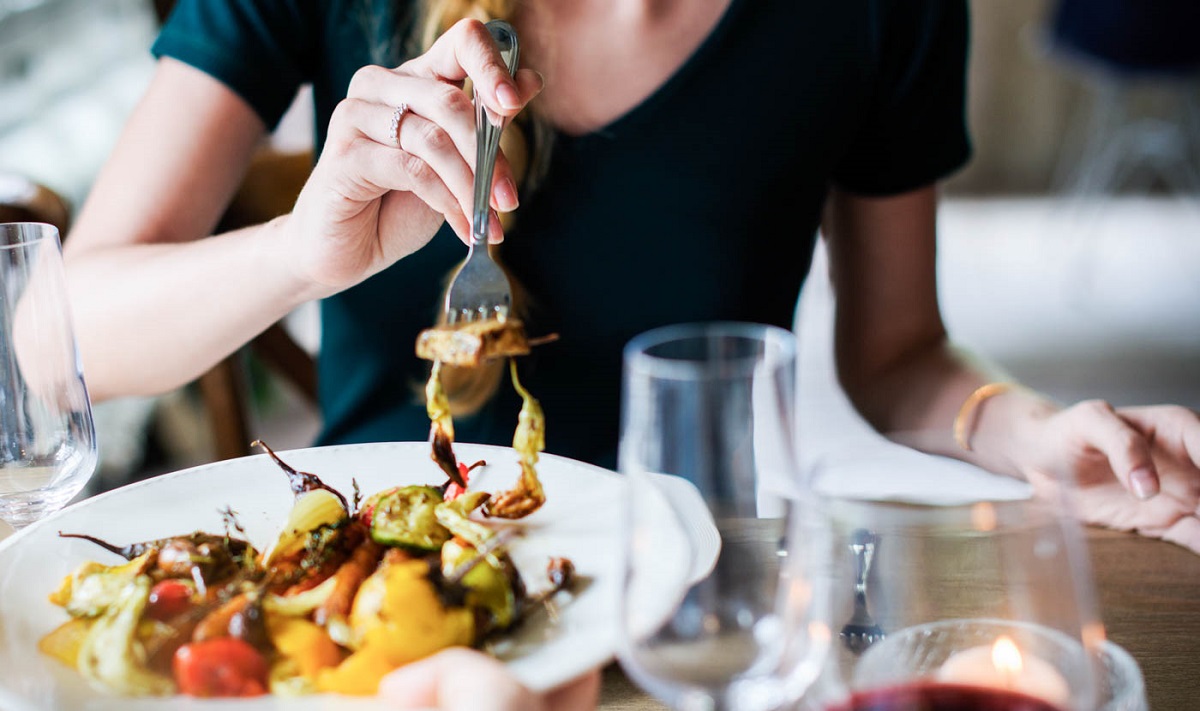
[489,210,505,243]
[494,178,519,212]
[496,82,521,110]
[1130,467,1159,500]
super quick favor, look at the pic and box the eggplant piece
[252,440,349,511]
[58,531,254,584]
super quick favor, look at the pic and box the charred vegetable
[366,485,450,551]
[485,361,547,518]
[425,361,466,487]
[58,531,254,585]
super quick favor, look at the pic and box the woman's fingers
[403,19,534,114]
[348,70,477,165]
[1118,405,1200,470]
[1071,400,1160,500]
[341,67,539,222]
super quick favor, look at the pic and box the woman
[60,0,1200,704]
[62,0,1200,668]
[66,0,1200,547]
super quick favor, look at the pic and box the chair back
[0,173,70,234]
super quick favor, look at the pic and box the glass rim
[623,321,796,379]
[0,222,60,250]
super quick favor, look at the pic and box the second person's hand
[1023,402,1200,551]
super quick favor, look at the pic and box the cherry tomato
[173,638,269,697]
[145,579,193,621]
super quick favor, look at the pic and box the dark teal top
[153,0,971,469]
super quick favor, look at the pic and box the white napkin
[796,241,1033,506]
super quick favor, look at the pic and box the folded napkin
[796,241,1033,507]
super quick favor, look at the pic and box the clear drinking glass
[801,487,1115,711]
[0,222,96,528]
[617,322,830,711]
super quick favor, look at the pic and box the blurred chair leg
[197,356,252,461]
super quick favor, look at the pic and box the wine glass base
[0,487,83,530]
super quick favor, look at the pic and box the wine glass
[0,222,97,529]
[617,322,830,711]
[800,481,1122,711]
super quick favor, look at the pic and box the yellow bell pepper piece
[38,617,95,668]
[267,614,344,679]
[315,645,394,696]
[320,560,475,695]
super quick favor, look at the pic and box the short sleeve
[151,0,318,130]
[832,0,972,196]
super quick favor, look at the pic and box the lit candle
[936,636,1071,708]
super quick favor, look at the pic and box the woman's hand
[379,648,600,711]
[1022,402,1200,552]
[287,19,543,295]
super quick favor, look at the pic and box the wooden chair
[0,173,71,235]
[204,148,317,460]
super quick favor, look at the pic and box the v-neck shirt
[154,0,971,469]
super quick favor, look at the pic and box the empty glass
[617,322,829,711]
[0,223,96,529]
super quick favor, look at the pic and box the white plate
[0,442,678,711]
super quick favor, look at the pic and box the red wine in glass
[825,682,1066,711]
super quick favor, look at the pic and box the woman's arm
[825,186,1200,551]
[66,19,543,402]
[65,58,310,401]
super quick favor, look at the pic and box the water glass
[617,322,828,711]
[0,222,96,528]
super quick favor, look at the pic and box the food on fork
[40,442,574,699]
[415,318,531,367]
[418,321,555,519]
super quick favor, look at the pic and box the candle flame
[991,636,1024,676]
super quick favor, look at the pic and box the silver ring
[388,103,408,146]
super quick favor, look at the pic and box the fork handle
[849,528,878,596]
[471,20,520,243]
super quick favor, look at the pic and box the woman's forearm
[844,337,1059,482]
[65,214,320,402]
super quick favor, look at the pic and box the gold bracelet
[953,382,1016,452]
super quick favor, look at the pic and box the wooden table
[597,528,1200,710]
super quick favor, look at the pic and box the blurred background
[0,0,1197,494]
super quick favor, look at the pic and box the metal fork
[444,20,519,324]
[840,528,886,654]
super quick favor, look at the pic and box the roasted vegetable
[173,637,268,697]
[267,614,343,683]
[57,532,253,586]
[441,537,520,632]
[485,361,547,518]
[49,552,155,618]
[263,488,350,567]
[252,440,349,511]
[321,558,474,695]
[415,318,531,367]
[76,576,176,696]
[425,361,466,487]
[367,485,451,551]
